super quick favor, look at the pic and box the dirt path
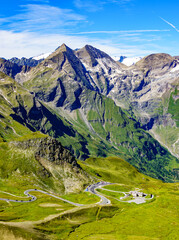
[0,204,97,230]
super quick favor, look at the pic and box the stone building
[129,191,145,197]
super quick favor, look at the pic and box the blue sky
[0,0,179,58]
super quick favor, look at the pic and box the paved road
[0,189,83,206]
[0,190,36,203]
[86,182,111,205]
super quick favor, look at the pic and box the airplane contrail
[160,17,179,32]
[75,29,170,34]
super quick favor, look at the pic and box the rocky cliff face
[75,45,124,95]
[11,137,78,166]
[0,58,23,78]
[10,136,91,193]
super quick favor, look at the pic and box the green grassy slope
[83,91,178,182]
[0,72,33,141]
[150,86,179,158]
[31,156,178,240]
[79,156,154,185]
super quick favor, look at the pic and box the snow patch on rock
[122,57,142,66]
[170,63,179,72]
[33,52,51,60]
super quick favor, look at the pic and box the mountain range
[0,43,178,183]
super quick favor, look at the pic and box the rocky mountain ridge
[2,45,179,129]
[9,57,42,67]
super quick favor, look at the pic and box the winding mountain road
[86,182,112,205]
[0,182,112,206]
[0,189,83,206]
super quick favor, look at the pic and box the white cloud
[0,30,84,58]
[0,4,86,32]
[160,17,179,33]
[0,30,165,59]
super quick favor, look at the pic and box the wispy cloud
[0,4,86,32]
[160,17,179,32]
[24,0,50,3]
[0,30,88,58]
[74,0,103,12]
[74,0,132,12]
[74,29,170,34]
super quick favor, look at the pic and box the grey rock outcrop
[10,137,91,193]
[11,137,78,167]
